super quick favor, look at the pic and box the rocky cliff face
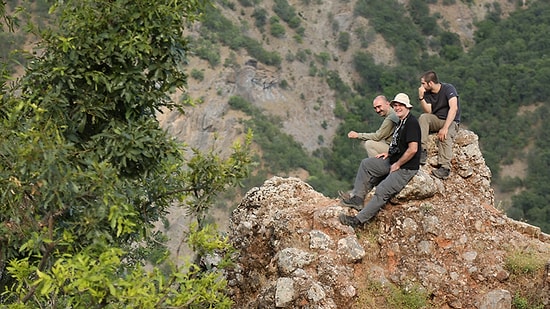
[225,130,550,308]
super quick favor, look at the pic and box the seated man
[347,95,399,157]
[339,93,421,228]
[418,70,461,179]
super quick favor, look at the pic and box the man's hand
[418,85,431,113]
[376,152,389,159]
[390,162,401,173]
[348,131,359,139]
[418,85,425,99]
[438,127,448,141]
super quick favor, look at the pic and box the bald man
[347,95,400,157]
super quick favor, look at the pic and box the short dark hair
[422,70,439,84]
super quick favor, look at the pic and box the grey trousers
[351,157,418,223]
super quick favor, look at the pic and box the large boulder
[225,130,550,308]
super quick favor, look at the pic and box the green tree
[0,0,252,307]
[252,7,268,29]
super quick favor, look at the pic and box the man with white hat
[339,93,422,228]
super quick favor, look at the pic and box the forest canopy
[0,0,252,307]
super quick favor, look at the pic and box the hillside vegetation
[2,0,549,234]
[185,0,549,232]
[0,0,256,307]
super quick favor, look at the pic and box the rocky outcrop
[226,129,550,308]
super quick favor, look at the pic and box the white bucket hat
[390,93,413,109]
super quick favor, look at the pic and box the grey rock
[275,277,295,308]
[478,289,512,309]
[277,248,315,275]
[337,236,366,262]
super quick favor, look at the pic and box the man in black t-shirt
[418,70,461,179]
[339,93,421,228]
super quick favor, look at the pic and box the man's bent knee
[364,140,389,157]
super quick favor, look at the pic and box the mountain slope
[161,0,517,153]
[158,0,526,204]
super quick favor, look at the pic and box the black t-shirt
[424,83,461,123]
[389,113,421,170]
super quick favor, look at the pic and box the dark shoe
[340,195,364,211]
[432,167,450,179]
[339,213,362,228]
[420,149,427,165]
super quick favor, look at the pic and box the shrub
[296,49,308,62]
[191,68,205,81]
[270,22,286,38]
[512,292,545,309]
[388,283,430,309]
[252,8,268,29]
[505,249,546,275]
[315,51,331,65]
[337,31,351,51]
[228,95,254,114]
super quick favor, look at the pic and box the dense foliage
[199,4,282,67]
[0,0,252,307]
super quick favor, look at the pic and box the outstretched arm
[356,118,395,141]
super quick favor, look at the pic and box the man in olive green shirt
[347,95,400,157]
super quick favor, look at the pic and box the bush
[193,38,221,67]
[315,51,331,65]
[296,49,308,62]
[505,249,546,275]
[191,68,205,81]
[337,31,351,51]
[388,284,430,309]
[288,16,301,29]
[273,0,300,28]
[252,8,268,29]
[228,96,254,114]
[270,22,286,38]
[512,292,545,309]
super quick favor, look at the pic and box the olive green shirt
[357,108,399,145]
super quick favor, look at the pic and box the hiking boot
[419,149,427,165]
[338,213,362,228]
[432,167,450,179]
[340,195,364,211]
[338,190,351,200]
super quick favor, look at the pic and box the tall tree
[0,0,252,307]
